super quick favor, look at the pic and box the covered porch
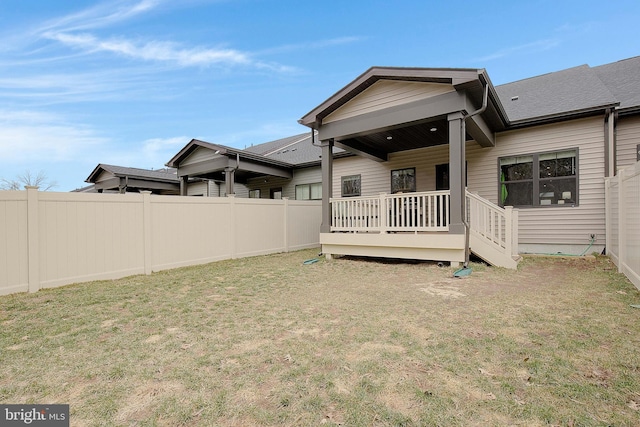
[323,190,518,269]
[166,139,294,196]
[299,66,519,268]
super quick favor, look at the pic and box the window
[341,175,361,197]
[248,189,260,198]
[295,182,322,200]
[391,168,416,193]
[499,149,578,207]
[270,188,282,199]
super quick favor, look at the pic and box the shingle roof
[592,56,640,113]
[170,56,640,172]
[495,65,618,124]
[245,132,347,166]
[86,164,179,183]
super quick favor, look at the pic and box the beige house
[161,56,640,269]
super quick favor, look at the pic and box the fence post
[618,170,626,274]
[604,178,611,257]
[26,186,40,293]
[141,191,152,275]
[512,209,519,257]
[283,197,289,252]
[228,194,237,259]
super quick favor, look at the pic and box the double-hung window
[295,182,322,200]
[499,149,578,207]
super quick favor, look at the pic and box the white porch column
[320,139,334,233]
[448,112,466,235]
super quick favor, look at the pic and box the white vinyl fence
[0,188,321,296]
[605,161,640,290]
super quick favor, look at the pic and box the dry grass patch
[1,249,639,426]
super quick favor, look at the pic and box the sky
[1,0,639,191]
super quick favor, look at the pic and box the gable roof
[299,66,507,129]
[163,56,640,176]
[166,139,294,169]
[86,164,179,183]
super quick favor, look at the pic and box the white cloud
[141,136,189,163]
[38,0,164,34]
[0,110,108,163]
[46,32,252,67]
[34,0,294,72]
[473,39,560,62]
[257,36,364,56]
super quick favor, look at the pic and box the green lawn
[1,249,639,426]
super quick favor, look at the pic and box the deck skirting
[320,232,465,264]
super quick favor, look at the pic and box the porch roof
[298,67,507,161]
[166,139,294,182]
[85,164,180,194]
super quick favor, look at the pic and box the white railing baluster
[330,191,451,233]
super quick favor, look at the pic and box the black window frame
[341,174,361,197]
[390,167,416,194]
[498,148,579,208]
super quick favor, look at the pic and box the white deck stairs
[466,192,520,269]
[327,191,520,269]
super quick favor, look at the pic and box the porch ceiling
[335,117,451,160]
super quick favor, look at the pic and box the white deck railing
[330,190,519,262]
[466,191,519,258]
[330,191,450,233]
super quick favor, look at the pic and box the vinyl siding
[181,146,217,166]
[187,180,248,197]
[617,115,640,169]
[95,170,115,183]
[326,116,606,248]
[473,117,606,247]
[247,167,322,199]
[324,80,454,124]
[331,148,449,196]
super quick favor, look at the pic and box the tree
[0,170,58,191]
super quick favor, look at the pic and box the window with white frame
[341,175,361,197]
[499,149,578,207]
[295,182,322,200]
[249,189,260,198]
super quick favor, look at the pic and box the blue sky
[1,0,639,191]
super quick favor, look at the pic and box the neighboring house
[166,136,351,199]
[84,164,182,195]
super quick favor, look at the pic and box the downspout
[460,79,489,269]
[310,128,321,147]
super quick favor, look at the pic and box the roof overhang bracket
[465,113,495,147]
[334,139,388,162]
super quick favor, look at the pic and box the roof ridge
[263,131,315,156]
